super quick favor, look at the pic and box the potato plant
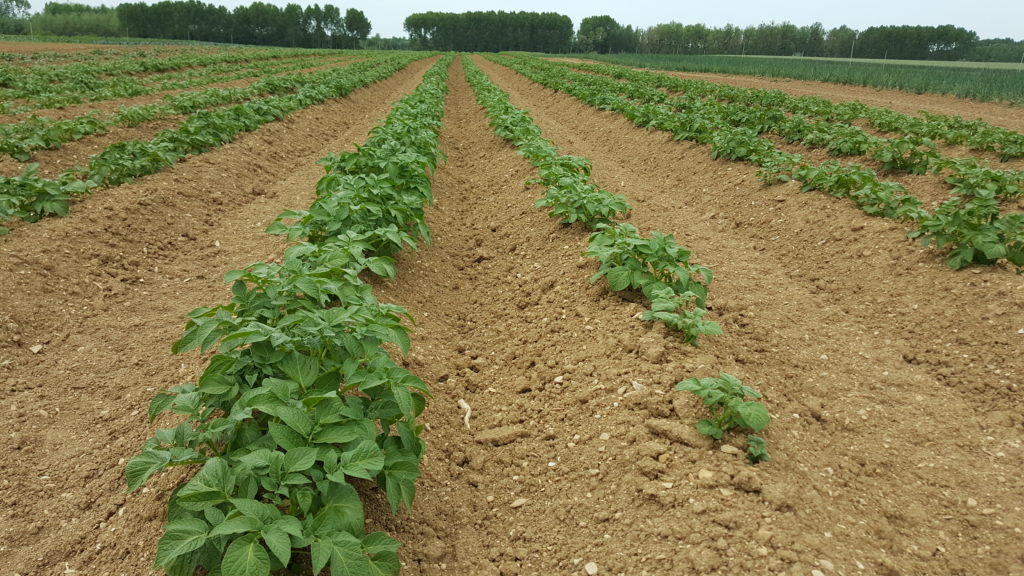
[676,373,771,464]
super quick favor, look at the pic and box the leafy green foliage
[128,55,454,576]
[534,180,631,229]
[710,127,775,162]
[586,223,712,305]
[755,150,802,185]
[909,190,1024,270]
[801,123,881,157]
[464,58,630,230]
[0,162,93,224]
[940,158,1024,201]
[642,287,723,346]
[675,373,770,464]
[870,137,939,174]
[586,223,717,345]
[745,435,770,464]
[2,47,347,113]
[0,113,106,161]
[792,161,928,221]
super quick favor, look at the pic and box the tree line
[2,1,372,48]
[584,18,1020,62]
[403,11,1021,62]
[2,1,1022,62]
[404,11,573,53]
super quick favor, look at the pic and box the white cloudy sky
[27,0,1024,40]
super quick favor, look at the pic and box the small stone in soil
[584,561,599,575]
[510,498,528,508]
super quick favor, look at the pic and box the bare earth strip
[0,56,435,576]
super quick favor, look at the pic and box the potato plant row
[513,57,1024,202]
[491,55,1023,270]
[462,56,769,463]
[0,54,427,234]
[570,60,1024,162]
[0,53,358,162]
[0,46,332,111]
[126,54,454,576]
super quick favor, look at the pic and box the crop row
[490,55,1023,270]
[0,44,196,65]
[569,62,1024,208]
[0,53,359,161]
[561,60,1024,199]
[0,54,427,234]
[0,50,353,113]
[1,46,313,99]
[462,56,769,463]
[586,53,1024,105]
[135,52,347,88]
[572,60,1024,161]
[569,61,1024,207]
[127,54,454,576]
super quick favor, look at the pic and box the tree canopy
[635,21,984,60]
[20,1,371,48]
[0,0,30,33]
[404,11,572,52]
[577,15,637,54]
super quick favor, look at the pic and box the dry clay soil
[1,54,1023,576]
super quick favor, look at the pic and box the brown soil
[2,53,1023,576]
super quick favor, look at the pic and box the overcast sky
[27,0,1024,41]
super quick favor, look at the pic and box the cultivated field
[1,43,1022,576]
